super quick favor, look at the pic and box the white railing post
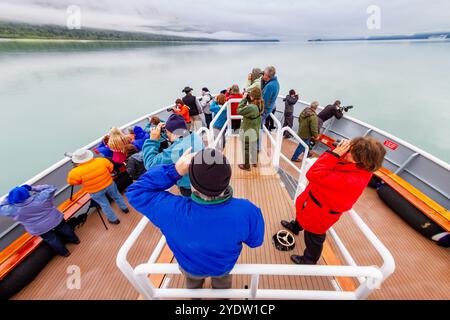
[227,100,232,134]
[250,274,259,299]
[269,113,282,170]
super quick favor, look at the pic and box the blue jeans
[90,183,127,222]
[292,138,311,160]
[40,220,79,256]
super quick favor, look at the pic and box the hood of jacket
[300,107,316,119]
[133,126,146,139]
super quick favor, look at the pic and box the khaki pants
[180,267,232,289]
[190,115,203,132]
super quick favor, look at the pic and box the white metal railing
[279,126,310,198]
[117,97,396,300]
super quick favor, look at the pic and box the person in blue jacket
[132,125,149,151]
[261,66,280,128]
[126,148,265,290]
[96,135,113,158]
[142,113,204,196]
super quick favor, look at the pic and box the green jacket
[246,76,261,91]
[237,98,262,142]
[298,107,319,139]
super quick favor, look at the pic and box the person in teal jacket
[261,66,280,125]
[142,114,204,196]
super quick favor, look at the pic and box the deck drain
[272,230,296,251]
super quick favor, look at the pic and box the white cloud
[0,0,449,40]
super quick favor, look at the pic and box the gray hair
[310,101,320,110]
[250,68,262,81]
[264,66,276,78]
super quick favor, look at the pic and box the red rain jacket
[296,150,372,234]
[226,93,243,115]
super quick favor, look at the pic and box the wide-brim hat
[70,149,94,164]
[182,86,193,93]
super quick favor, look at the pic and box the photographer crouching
[317,100,353,131]
[281,137,386,265]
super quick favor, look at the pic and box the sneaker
[252,164,257,168]
[72,239,80,245]
[108,219,120,225]
[291,159,302,163]
[122,208,130,214]
[63,251,71,258]
[280,220,300,235]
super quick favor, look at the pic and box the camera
[339,105,354,112]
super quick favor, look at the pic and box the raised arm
[33,185,57,202]
[237,98,254,117]
[126,164,187,229]
[305,150,347,192]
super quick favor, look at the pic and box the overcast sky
[0,0,449,40]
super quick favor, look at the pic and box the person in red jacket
[226,84,244,131]
[281,137,386,265]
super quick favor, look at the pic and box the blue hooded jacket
[132,126,150,151]
[262,76,280,114]
[126,164,265,277]
[142,132,204,189]
[209,100,227,129]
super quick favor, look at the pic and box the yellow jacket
[67,158,114,194]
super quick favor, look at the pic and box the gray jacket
[283,95,299,114]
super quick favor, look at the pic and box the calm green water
[0,40,449,195]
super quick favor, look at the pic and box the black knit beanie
[189,148,232,197]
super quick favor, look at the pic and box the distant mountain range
[309,32,450,42]
[0,22,279,42]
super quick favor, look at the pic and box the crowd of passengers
[1,66,387,291]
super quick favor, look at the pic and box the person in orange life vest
[67,149,129,225]
[281,137,386,265]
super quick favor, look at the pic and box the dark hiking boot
[238,164,251,171]
[290,255,316,265]
[108,219,121,225]
[280,220,301,235]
